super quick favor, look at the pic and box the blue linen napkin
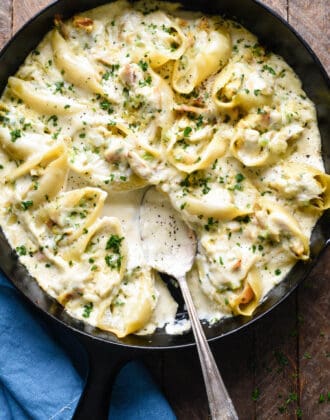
[0,272,176,420]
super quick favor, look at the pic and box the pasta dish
[0,0,329,337]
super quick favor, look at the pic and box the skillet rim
[0,0,329,351]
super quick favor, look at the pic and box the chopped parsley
[199,177,211,195]
[16,245,27,256]
[47,115,58,127]
[274,350,288,369]
[104,234,124,270]
[196,115,203,128]
[82,302,93,318]
[204,217,218,232]
[251,43,264,57]
[262,64,276,75]
[279,69,286,78]
[10,129,21,142]
[235,173,245,183]
[275,268,281,276]
[236,215,251,223]
[102,70,111,81]
[183,126,192,137]
[161,24,176,34]
[100,99,114,114]
[103,64,120,80]
[54,81,64,94]
[21,200,33,211]
[251,388,260,401]
[138,60,148,71]
[139,75,152,87]
[106,234,124,254]
[105,254,122,270]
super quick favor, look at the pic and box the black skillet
[0,0,329,418]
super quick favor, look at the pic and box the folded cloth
[0,272,176,420]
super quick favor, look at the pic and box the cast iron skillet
[0,0,329,418]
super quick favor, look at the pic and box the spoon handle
[177,275,239,420]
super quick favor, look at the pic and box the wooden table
[0,1,329,419]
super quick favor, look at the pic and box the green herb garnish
[183,126,192,137]
[106,235,124,254]
[21,200,33,211]
[10,129,21,142]
[16,245,27,256]
[82,302,93,318]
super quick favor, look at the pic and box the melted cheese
[0,0,327,337]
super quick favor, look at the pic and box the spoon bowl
[139,187,196,278]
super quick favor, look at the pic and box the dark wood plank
[163,329,256,420]
[288,1,330,417]
[297,249,330,419]
[289,0,330,74]
[213,330,256,420]
[255,293,299,419]
[0,0,12,49]
[163,346,209,419]
[13,0,52,33]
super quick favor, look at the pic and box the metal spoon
[140,187,238,420]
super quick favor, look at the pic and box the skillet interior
[0,0,329,349]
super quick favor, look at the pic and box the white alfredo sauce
[0,0,327,337]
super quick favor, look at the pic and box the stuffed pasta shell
[0,0,326,337]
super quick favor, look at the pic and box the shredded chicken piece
[73,16,94,33]
[239,283,254,304]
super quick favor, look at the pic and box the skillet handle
[73,340,129,420]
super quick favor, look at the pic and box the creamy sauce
[140,188,196,279]
[0,0,328,337]
[103,189,145,270]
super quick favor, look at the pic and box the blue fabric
[0,272,176,420]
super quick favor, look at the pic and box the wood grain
[298,249,330,419]
[214,331,256,420]
[163,347,210,419]
[255,294,299,419]
[0,0,12,48]
[0,1,329,419]
[289,0,330,74]
[13,0,52,33]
